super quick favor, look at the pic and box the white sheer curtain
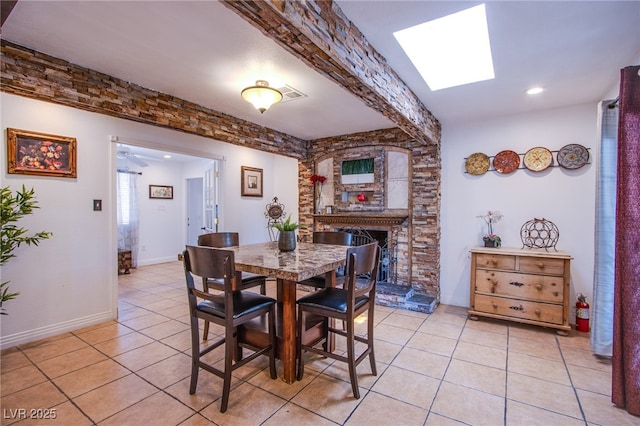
[591,99,618,356]
[117,171,139,268]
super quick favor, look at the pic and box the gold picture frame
[241,166,263,197]
[7,128,77,178]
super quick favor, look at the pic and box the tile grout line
[555,333,589,425]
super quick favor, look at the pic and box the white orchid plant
[476,210,503,244]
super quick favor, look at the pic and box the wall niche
[315,147,409,213]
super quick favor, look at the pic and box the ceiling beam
[222,0,441,146]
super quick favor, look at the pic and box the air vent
[277,84,307,103]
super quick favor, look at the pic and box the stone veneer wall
[0,41,307,159]
[304,128,441,299]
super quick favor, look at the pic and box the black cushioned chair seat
[198,292,275,320]
[297,287,369,314]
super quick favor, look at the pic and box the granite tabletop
[229,241,349,282]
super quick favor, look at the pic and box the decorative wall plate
[523,146,553,172]
[465,152,490,175]
[493,150,520,174]
[557,144,589,169]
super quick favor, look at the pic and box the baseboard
[0,311,115,350]
[137,256,179,266]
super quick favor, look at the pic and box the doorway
[114,140,221,263]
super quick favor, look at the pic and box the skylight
[394,4,495,91]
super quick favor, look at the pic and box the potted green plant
[1,185,53,314]
[271,214,305,251]
[482,234,502,248]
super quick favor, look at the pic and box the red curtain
[612,65,640,415]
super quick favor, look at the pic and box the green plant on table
[1,185,53,314]
[271,214,306,232]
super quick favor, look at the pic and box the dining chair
[183,245,276,413]
[297,231,353,289]
[296,242,381,398]
[198,232,267,340]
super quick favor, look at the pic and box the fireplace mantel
[313,213,408,227]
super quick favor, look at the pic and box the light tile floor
[2,261,639,425]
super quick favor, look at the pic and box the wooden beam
[222,0,441,146]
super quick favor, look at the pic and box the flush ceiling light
[241,80,283,113]
[525,87,544,95]
[394,4,495,91]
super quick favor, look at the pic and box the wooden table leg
[278,278,297,384]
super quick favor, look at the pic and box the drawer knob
[536,284,543,290]
[491,279,498,285]
[492,303,498,309]
[491,259,498,265]
[537,262,545,268]
[535,309,541,316]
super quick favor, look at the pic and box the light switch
[93,199,102,211]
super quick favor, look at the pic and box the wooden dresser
[468,247,571,334]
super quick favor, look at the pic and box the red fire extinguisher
[576,293,590,332]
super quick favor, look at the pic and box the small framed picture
[149,185,173,199]
[241,166,263,197]
[7,128,77,178]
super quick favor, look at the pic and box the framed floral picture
[149,185,173,199]
[241,166,263,197]
[7,128,77,178]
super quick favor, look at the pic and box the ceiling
[1,1,638,150]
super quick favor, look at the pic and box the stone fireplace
[300,128,441,313]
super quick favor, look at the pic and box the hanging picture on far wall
[6,128,77,178]
[241,166,263,197]
[149,185,173,199]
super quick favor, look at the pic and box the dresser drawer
[475,270,564,303]
[519,256,565,275]
[475,253,516,271]
[474,294,564,325]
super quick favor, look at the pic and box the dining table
[228,241,350,384]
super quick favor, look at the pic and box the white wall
[440,102,598,314]
[0,93,299,348]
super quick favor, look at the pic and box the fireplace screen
[338,228,395,283]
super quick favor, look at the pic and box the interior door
[186,177,204,245]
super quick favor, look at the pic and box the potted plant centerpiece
[477,210,503,248]
[271,214,306,251]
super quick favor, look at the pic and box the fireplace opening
[337,228,395,284]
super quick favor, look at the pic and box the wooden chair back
[198,232,239,248]
[313,231,353,246]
